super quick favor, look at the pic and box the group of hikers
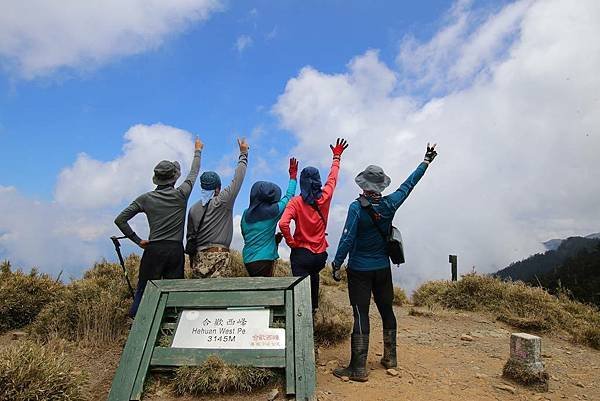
[114,136,437,382]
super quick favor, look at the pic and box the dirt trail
[3,286,599,401]
[315,288,600,401]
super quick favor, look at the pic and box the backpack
[185,199,211,256]
[357,195,405,265]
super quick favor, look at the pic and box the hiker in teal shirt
[241,158,298,277]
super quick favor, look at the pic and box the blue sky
[1,0,598,290]
[1,0,483,199]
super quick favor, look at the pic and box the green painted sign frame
[108,276,316,401]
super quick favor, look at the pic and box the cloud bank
[0,124,197,276]
[274,0,600,291]
[0,0,222,78]
[55,124,194,209]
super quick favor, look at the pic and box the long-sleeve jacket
[187,151,248,250]
[279,158,340,254]
[333,162,428,271]
[114,149,202,245]
[241,179,297,264]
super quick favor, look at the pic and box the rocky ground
[3,286,599,401]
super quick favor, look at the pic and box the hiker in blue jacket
[240,158,298,277]
[331,143,437,382]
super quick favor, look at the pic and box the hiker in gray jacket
[186,138,249,278]
[115,137,203,317]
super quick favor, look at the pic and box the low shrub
[273,259,291,277]
[29,271,131,345]
[82,256,140,297]
[222,250,248,278]
[313,290,352,347]
[171,355,277,395]
[393,287,409,306]
[412,274,600,349]
[319,266,347,287]
[0,341,85,401]
[206,251,291,278]
[0,262,64,333]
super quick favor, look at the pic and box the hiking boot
[380,329,397,368]
[333,334,369,382]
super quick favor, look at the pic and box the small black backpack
[357,195,405,265]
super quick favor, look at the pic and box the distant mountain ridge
[495,235,600,282]
[543,232,600,251]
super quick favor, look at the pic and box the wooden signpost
[108,276,316,401]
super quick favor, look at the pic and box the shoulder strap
[358,195,388,242]
[195,199,212,234]
[310,202,327,227]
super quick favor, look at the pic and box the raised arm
[278,158,298,213]
[278,199,297,248]
[215,138,249,206]
[114,201,144,247]
[388,143,437,211]
[320,138,348,202]
[333,203,360,267]
[177,137,203,198]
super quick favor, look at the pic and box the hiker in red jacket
[279,138,349,312]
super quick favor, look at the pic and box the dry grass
[202,251,291,278]
[0,262,64,333]
[408,307,434,318]
[393,287,409,306]
[313,290,352,347]
[413,274,600,349]
[29,261,132,346]
[0,340,85,401]
[171,355,278,396]
[319,265,347,287]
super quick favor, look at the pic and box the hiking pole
[110,236,135,299]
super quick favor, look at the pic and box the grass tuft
[0,263,64,333]
[209,251,291,278]
[171,355,277,395]
[29,261,132,345]
[313,290,352,347]
[413,274,600,349]
[393,287,409,306]
[0,341,85,401]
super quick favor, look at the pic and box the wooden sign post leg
[293,277,316,401]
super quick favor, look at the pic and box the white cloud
[0,123,199,275]
[0,0,223,79]
[55,123,196,209]
[274,0,600,292]
[266,26,278,41]
[235,35,253,53]
[0,185,113,276]
[397,0,533,95]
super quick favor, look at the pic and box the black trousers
[290,248,328,311]
[130,240,184,317]
[347,267,396,334]
[245,260,275,277]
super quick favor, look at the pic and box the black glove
[332,262,342,282]
[424,143,437,163]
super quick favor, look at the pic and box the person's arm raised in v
[178,136,203,199]
[388,143,437,211]
[278,158,298,214]
[215,137,249,207]
[320,138,348,203]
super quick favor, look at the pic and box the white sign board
[171,308,285,349]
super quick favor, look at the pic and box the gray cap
[355,165,391,193]
[153,160,181,185]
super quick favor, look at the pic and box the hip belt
[201,246,230,253]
